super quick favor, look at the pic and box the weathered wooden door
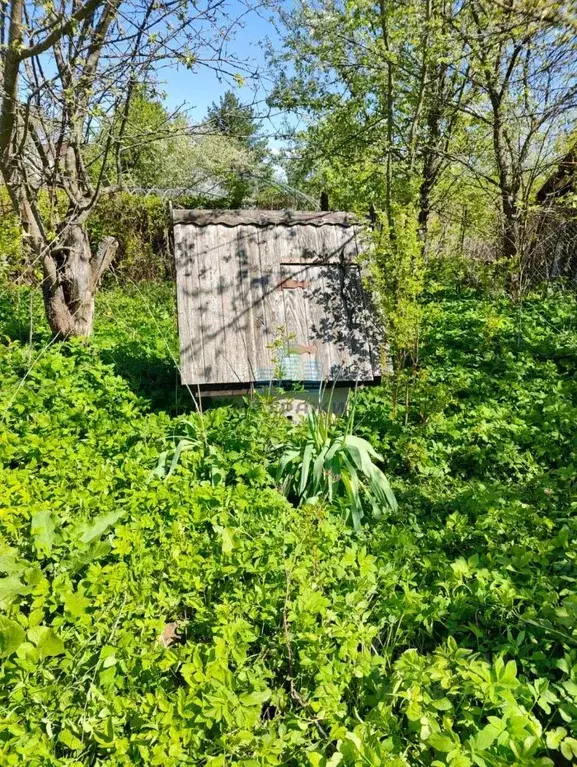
[279,263,374,382]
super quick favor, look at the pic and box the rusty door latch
[279,278,311,289]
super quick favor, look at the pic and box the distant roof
[172,209,358,227]
[536,147,577,203]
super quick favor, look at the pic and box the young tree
[207,91,263,150]
[206,89,269,204]
[271,0,577,266]
[269,0,470,241]
[111,87,181,190]
[0,0,244,337]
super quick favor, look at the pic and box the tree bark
[418,170,434,244]
[417,58,446,248]
[501,194,519,261]
[41,226,118,338]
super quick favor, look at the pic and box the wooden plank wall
[174,219,379,386]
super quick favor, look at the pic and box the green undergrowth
[0,282,577,765]
[0,283,181,412]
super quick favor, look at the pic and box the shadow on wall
[177,223,381,387]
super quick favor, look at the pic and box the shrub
[0,191,24,283]
[87,193,172,283]
[278,397,397,530]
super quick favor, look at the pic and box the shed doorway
[278,263,373,383]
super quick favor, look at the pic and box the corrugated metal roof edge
[172,209,359,227]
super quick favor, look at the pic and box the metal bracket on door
[279,278,311,290]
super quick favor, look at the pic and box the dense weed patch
[0,284,576,765]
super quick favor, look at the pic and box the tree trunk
[41,225,118,338]
[378,0,394,235]
[490,96,520,260]
[418,83,443,248]
[501,192,519,260]
[418,167,434,245]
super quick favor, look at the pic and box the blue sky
[159,1,293,148]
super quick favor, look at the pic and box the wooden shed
[173,209,381,392]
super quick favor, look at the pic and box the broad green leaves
[75,510,125,545]
[0,617,25,658]
[30,510,55,556]
[1,284,577,766]
[0,575,26,609]
[28,626,65,659]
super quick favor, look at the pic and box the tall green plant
[371,201,426,420]
[278,395,397,530]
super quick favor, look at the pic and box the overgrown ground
[1,281,577,766]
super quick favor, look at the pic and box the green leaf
[299,441,314,497]
[502,659,517,685]
[561,737,577,760]
[31,510,56,556]
[474,724,501,751]
[343,436,397,512]
[220,527,234,556]
[369,464,398,512]
[0,617,25,658]
[546,727,567,750]
[432,697,453,710]
[428,733,454,752]
[311,444,330,496]
[166,438,195,478]
[63,589,90,618]
[58,729,84,751]
[0,546,23,576]
[562,679,577,697]
[74,510,125,545]
[28,626,65,659]
[0,575,27,608]
[343,434,383,464]
[239,688,271,706]
[451,755,472,767]
[344,731,363,752]
[150,449,168,479]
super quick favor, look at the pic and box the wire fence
[452,205,577,293]
[519,206,577,289]
[4,194,577,295]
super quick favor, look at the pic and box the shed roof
[173,209,380,389]
[172,209,358,227]
[536,146,577,203]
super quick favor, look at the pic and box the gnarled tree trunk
[0,0,240,341]
[41,226,118,338]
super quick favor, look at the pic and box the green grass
[0,281,576,765]
[0,283,182,412]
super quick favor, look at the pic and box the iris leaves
[278,395,397,530]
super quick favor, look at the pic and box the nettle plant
[278,393,397,530]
